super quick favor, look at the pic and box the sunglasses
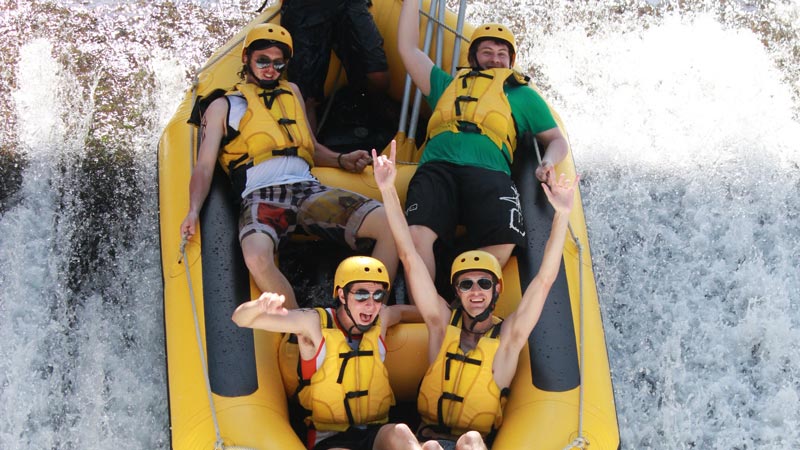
[349,289,387,303]
[254,57,287,71]
[456,278,494,292]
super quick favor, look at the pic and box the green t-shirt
[421,65,557,175]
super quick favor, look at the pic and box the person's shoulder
[203,95,232,119]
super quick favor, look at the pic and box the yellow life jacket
[297,308,395,432]
[426,68,528,162]
[417,309,509,438]
[219,81,315,177]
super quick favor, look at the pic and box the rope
[532,140,589,450]
[418,9,470,43]
[178,9,302,450]
[180,237,224,448]
[562,436,589,450]
[180,237,259,450]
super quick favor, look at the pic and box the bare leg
[373,423,423,450]
[480,242,516,268]
[355,207,399,282]
[410,225,438,280]
[240,233,298,309]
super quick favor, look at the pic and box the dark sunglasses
[349,289,387,303]
[456,278,494,292]
[254,57,286,71]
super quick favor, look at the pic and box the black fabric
[200,164,258,396]
[511,132,580,392]
[405,162,527,248]
[281,0,387,101]
[188,88,228,126]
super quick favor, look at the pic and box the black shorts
[281,0,388,101]
[405,162,527,248]
[313,424,383,450]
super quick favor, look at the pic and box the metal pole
[451,0,468,76]
[408,0,439,138]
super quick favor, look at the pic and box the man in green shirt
[398,1,568,281]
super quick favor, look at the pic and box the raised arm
[372,143,450,333]
[398,0,435,96]
[501,170,579,353]
[232,291,322,346]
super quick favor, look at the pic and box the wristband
[337,153,345,169]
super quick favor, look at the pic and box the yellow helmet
[242,24,293,56]
[333,256,391,297]
[450,250,503,286]
[469,23,517,64]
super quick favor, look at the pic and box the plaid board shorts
[239,180,381,249]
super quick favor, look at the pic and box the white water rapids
[0,1,798,448]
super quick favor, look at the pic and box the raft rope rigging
[532,140,589,450]
[180,237,257,450]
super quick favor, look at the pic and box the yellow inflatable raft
[158,1,620,449]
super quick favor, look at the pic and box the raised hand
[372,139,397,190]
[541,167,579,215]
[256,291,289,316]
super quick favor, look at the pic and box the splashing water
[1,1,799,449]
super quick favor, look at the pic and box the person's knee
[387,422,415,438]
[482,243,514,268]
[410,225,437,249]
[421,440,445,450]
[357,206,388,240]
[455,431,486,450]
[376,423,419,448]
[241,236,278,273]
[366,70,390,93]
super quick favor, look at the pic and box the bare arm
[289,82,371,173]
[379,304,423,337]
[398,0,434,96]
[499,170,578,357]
[180,98,228,239]
[232,292,323,346]
[373,143,450,339]
[534,127,569,183]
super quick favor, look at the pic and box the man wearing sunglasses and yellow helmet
[397,1,569,295]
[232,255,423,449]
[373,141,578,449]
[181,24,398,310]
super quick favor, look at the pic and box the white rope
[180,237,225,449]
[174,10,297,450]
[532,140,589,450]
[180,237,259,450]
[562,436,589,450]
